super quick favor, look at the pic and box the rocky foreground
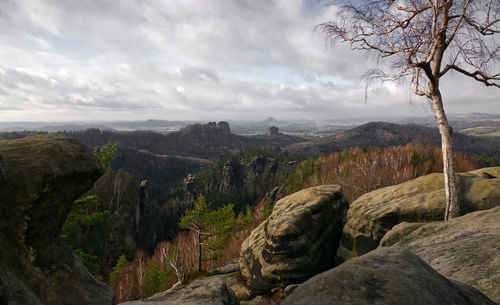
[0,135,498,304]
[0,135,113,305]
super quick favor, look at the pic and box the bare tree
[319,0,499,220]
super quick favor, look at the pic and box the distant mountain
[400,113,500,137]
[263,117,279,125]
[284,121,500,157]
[107,120,192,132]
[0,122,115,132]
[0,120,194,133]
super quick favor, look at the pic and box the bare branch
[446,0,472,45]
[413,68,432,98]
[442,64,500,87]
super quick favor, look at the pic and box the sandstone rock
[380,206,500,303]
[218,272,253,301]
[0,135,112,305]
[283,247,496,305]
[214,258,240,274]
[239,185,348,291]
[337,167,500,263]
[230,282,252,301]
[217,121,231,134]
[240,296,270,305]
[267,126,279,136]
[283,284,300,297]
[119,276,238,305]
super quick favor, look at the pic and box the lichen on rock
[283,247,497,305]
[380,206,500,303]
[239,185,348,291]
[337,167,500,263]
[0,135,113,305]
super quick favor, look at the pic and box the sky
[0,0,498,122]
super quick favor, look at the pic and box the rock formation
[240,296,271,305]
[283,247,496,305]
[267,126,279,136]
[179,121,231,136]
[239,185,348,291]
[119,276,238,305]
[218,155,296,195]
[0,135,113,305]
[380,206,500,303]
[184,152,297,211]
[217,121,231,134]
[337,167,500,263]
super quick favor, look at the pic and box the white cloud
[0,0,497,122]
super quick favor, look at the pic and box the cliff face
[184,151,298,210]
[0,135,113,305]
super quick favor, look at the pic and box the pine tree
[178,194,235,272]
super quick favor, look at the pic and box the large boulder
[0,135,113,305]
[119,276,238,305]
[239,185,348,291]
[380,206,500,303]
[337,167,500,263]
[283,247,496,305]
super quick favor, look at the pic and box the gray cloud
[0,0,498,122]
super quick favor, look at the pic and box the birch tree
[319,0,499,219]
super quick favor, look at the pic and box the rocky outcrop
[179,121,231,136]
[283,247,496,305]
[119,276,238,305]
[337,167,500,263]
[267,126,279,136]
[380,206,500,303]
[239,185,348,291]
[185,153,298,210]
[217,121,231,134]
[217,156,296,196]
[240,296,270,305]
[214,258,240,274]
[0,135,113,305]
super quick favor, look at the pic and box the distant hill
[59,121,304,160]
[401,113,500,137]
[284,121,500,157]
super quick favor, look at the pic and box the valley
[0,115,499,304]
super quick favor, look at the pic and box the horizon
[0,111,498,125]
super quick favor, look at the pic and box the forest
[1,123,499,302]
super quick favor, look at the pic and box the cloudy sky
[0,0,498,122]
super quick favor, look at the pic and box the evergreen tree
[142,260,170,297]
[178,194,236,272]
[94,141,119,172]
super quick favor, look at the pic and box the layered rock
[0,135,113,305]
[283,247,496,305]
[239,185,348,291]
[380,206,500,303]
[119,276,237,305]
[337,167,500,263]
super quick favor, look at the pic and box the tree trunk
[198,232,202,272]
[431,94,460,220]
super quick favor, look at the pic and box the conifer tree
[179,194,235,272]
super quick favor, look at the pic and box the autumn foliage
[285,144,480,202]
